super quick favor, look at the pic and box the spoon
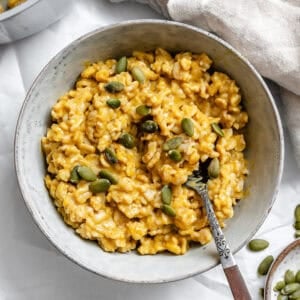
[185,162,252,300]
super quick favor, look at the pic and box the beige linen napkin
[111,0,300,165]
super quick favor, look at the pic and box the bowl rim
[14,19,285,283]
[0,0,40,21]
[264,239,300,299]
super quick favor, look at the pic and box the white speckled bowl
[14,20,284,283]
[265,239,300,299]
[0,0,72,44]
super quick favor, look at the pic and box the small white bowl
[14,20,284,283]
[265,239,300,299]
[0,0,72,44]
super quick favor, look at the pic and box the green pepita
[295,222,300,230]
[116,56,127,74]
[106,98,121,109]
[104,81,124,93]
[289,289,300,299]
[161,185,172,205]
[161,204,176,217]
[212,123,224,137]
[277,295,288,300]
[131,66,145,83]
[70,165,80,183]
[141,120,158,133]
[257,255,274,275]
[181,118,194,137]
[295,231,300,239]
[282,283,300,295]
[136,105,151,116]
[163,137,183,151]
[248,239,269,252]
[168,150,182,162]
[208,158,220,179]
[99,170,118,184]
[119,133,135,149]
[89,179,111,194]
[295,204,300,222]
[296,271,300,283]
[285,270,296,284]
[104,148,118,164]
[77,166,97,182]
[273,281,285,292]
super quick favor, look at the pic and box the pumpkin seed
[161,185,172,205]
[70,165,80,183]
[208,158,220,178]
[99,170,118,184]
[89,179,111,194]
[161,204,176,217]
[136,105,151,116]
[295,204,300,222]
[295,231,300,238]
[131,66,145,83]
[104,81,124,93]
[277,295,288,300]
[257,255,274,275]
[77,166,97,182]
[116,56,127,74]
[104,148,118,164]
[248,239,269,252]
[106,98,121,109]
[282,283,300,295]
[290,289,300,299]
[181,118,194,137]
[285,270,296,284]
[163,137,183,151]
[141,120,158,133]
[212,123,224,137]
[119,133,135,149]
[168,150,182,162]
[295,222,300,230]
[274,281,285,291]
[296,271,300,283]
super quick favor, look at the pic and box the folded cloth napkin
[111,0,300,165]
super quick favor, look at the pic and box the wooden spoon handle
[224,265,252,300]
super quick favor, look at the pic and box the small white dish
[265,239,300,300]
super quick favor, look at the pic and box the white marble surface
[0,1,300,299]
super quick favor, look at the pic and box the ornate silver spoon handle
[198,187,252,300]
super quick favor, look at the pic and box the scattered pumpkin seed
[208,158,220,178]
[274,281,285,292]
[104,148,118,164]
[136,105,151,116]
[161,204,176,217]
[181,118,194,137]
[296,271,300,283]
[89,179,111,194]
[282,283,300,295]
[295,205,300,222]
[99,170,118,184]
[248,239,269,252]
[106,98,121,109]
[257,255,274,275]
[163,137,183,151]
[116,56,127,74]
[77,166,97,181]
[285,270,296,284]
[295,222,300,230]
[212,123,224,137]
[131,66,145,83]
[296,231,300,238]
[168,149,182,162]
[119,133,135,149]
[161,185,172,205]
[290,289,300,299]
[104,81,124,93]
[141,120,158,133]
[70,165,80,183]
[277,295,288,300]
